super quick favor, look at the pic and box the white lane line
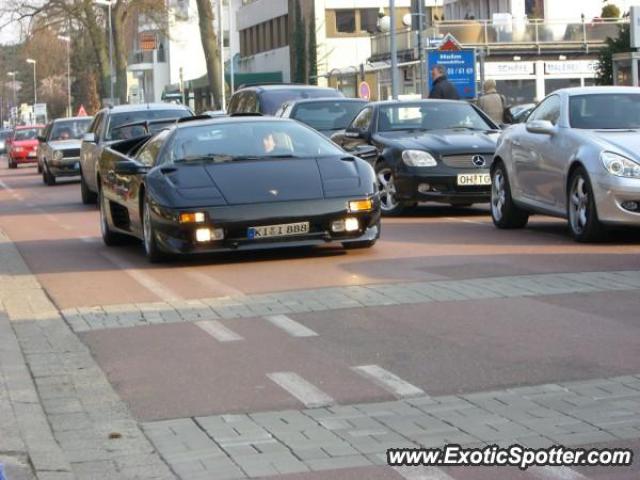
[0,179,13,191]
[100,251,183,302]
[265,314,318,338]
[184,270,246,298]
[352,365,425,398]
[530,467,588,480]
[394,466,456,480]
[195,320,244,342]
[267,372,334,408]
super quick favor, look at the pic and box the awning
[185,71,284,90]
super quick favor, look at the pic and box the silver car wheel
[143,201,153,255]
[377,168,398,212]
[491,170,506,222]
[569,176,589,234]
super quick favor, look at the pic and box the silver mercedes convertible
[491,86,640,242]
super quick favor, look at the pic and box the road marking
[530,467,588,480]
[195,320,244,342]
[394,466,456,480]
[267,372,334,408]
[100,251,183,302]
[265,314,318,337]
[352,365,425,398]
[0,179,13,191]
[79,236,99,243]
[184,270,246,298]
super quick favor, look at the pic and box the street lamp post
[389,0,399,99]
[26,59,37,107]
[7,72,17,125]
[58,36,72,117]
[94,0,115,105]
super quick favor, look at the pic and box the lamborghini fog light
[195,228,224,243]
[344,217,359,232]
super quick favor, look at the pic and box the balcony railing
[128,48,166,65]
[370,18,628,58]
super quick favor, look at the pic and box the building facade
[127,0,236,104]
[234,0,429,93]
[369,0,629,103]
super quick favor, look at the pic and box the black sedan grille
[62,148,81,158]
[442,154,493,169]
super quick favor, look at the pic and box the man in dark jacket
[429,65,460,100]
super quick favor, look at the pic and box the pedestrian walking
[478,79,507,124]
[428,65,460,100]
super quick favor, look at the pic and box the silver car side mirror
[526,120,555,135]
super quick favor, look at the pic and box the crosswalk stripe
[195,320,244,342]
[264,314,318,337]
[530,467,589,480]
[267,372,334,408]
[352,365,425,398]
[394,466,456,480]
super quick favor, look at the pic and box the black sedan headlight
[402,150,437,167]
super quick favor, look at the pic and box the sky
[0,14,26,45]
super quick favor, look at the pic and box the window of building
[525,0,544,19]
[545,78,581,96]
[360,8,379,34]
[336,10,356,33]
[239,15,289,57]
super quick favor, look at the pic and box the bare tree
[194,0,222,109]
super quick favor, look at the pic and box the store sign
[427,35,477,99]
[139,32,157,51]
[545,61,598,75]
[485,62,534,76]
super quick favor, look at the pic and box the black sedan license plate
[248,221,310,240]
[457,173,491,186]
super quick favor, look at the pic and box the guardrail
[371,19,628,57]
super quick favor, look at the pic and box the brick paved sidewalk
[0,229,175,480]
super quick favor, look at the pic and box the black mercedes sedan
[97,116,381,262]
[331,100,501,215]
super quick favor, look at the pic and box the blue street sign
[427,49,477,99]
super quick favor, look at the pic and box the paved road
[1,163,639,480]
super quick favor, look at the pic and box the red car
[7,125,44,169]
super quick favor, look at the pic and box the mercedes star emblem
[472,155,486,167]
[269,189,279,196]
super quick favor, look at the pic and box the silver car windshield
[569,94,640,130]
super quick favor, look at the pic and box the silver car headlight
[601,151,640,178]
[402,150,437,167]
[53,150,64,161]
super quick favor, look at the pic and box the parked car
[37,116,93,185]
[505,103,536,124]
[7,125,45,169]
[491,87,640,242]
[227,84,344,116]
[0,129,11,155]
[331,100,501,215]
[79,103,192,204]
[97,116,380,262]
[275,98,368,137]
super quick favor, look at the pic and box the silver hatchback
[491,86,640,242]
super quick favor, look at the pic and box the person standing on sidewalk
[429,65,460,100]
[478,79,507,124]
